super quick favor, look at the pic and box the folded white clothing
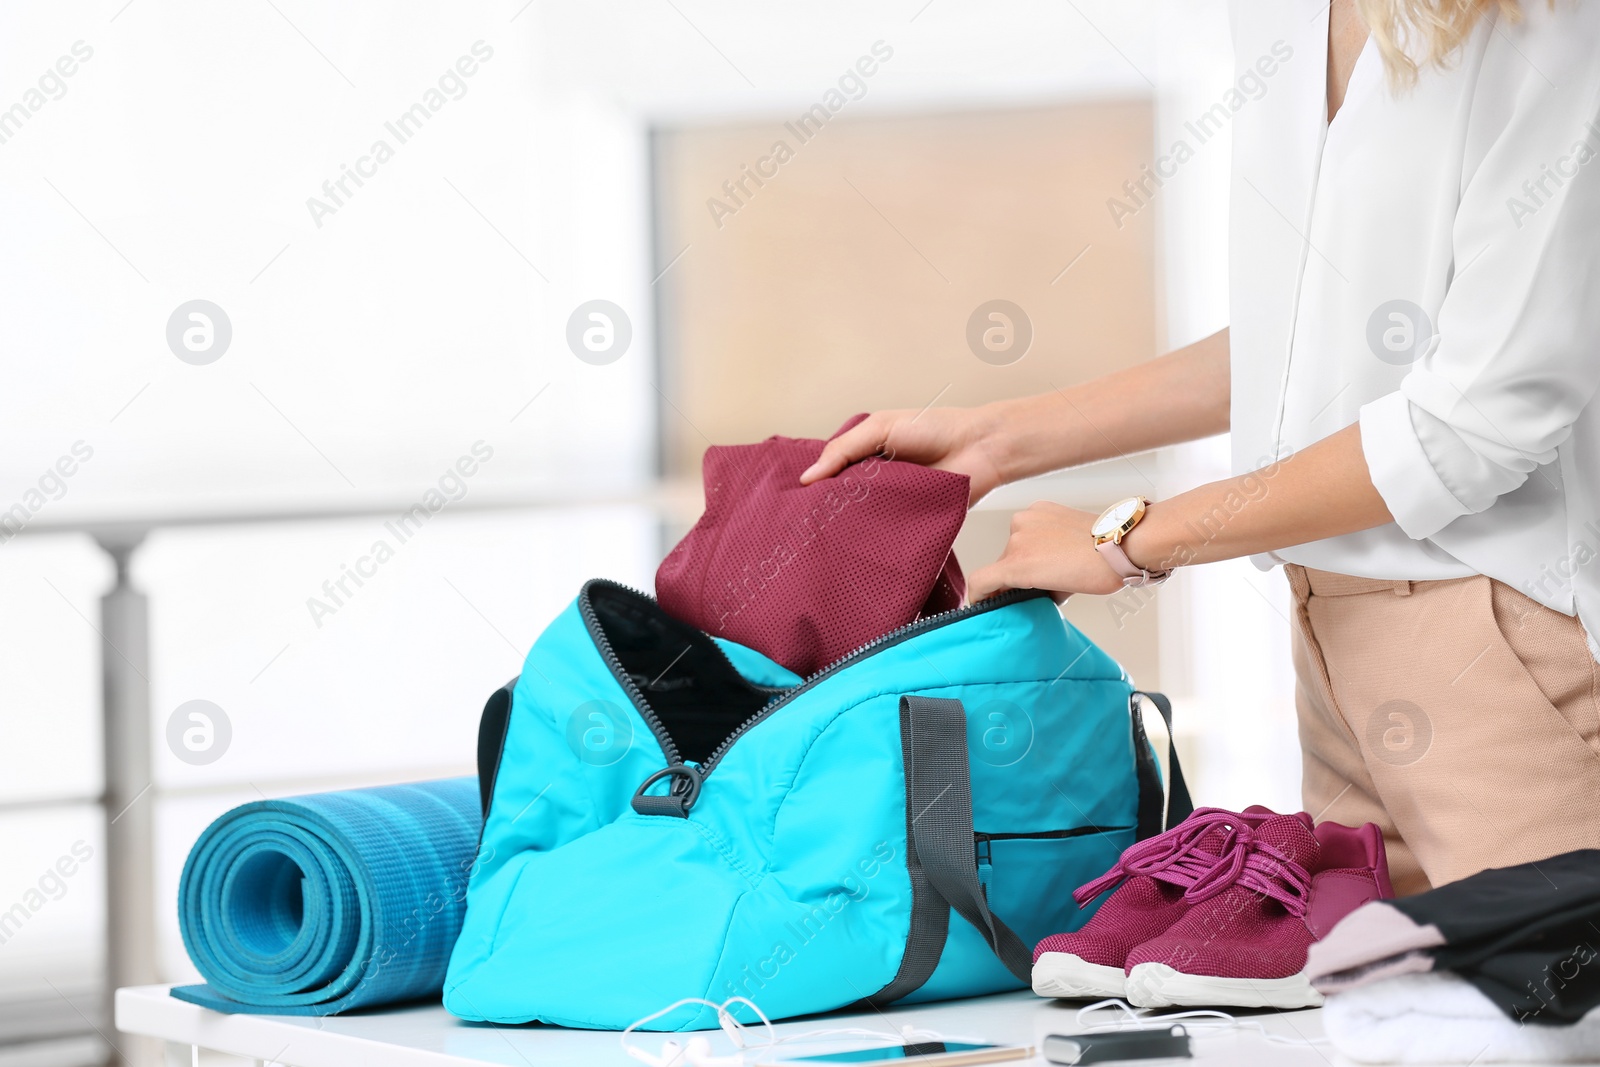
[1324,971,1600,1064]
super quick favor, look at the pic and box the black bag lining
[588,584,777,764]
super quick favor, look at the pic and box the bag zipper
[974,826,1134,890]
[578,578,1049,814]
[578,578,792,773]
[695,586,1045,779]
[971,826,1132,843]
[578,578,699,770]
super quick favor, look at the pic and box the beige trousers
[1287,564,1600,896]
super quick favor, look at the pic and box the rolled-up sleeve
[1359,28,1600,541]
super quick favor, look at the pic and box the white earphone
[623,1035,745,1067]
[620,996,959,1067]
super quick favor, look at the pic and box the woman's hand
[967,501,1125,601]
[798,406,1006,506]
[799,332,1233,509]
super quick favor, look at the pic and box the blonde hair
[1355,0,1525,87]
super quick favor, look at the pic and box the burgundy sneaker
[1122,814,1391,1009]
[1307,819,1394,935]
[1031,807,1280,999]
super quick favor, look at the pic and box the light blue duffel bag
[444,579,1190,1030]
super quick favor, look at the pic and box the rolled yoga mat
[172,777,481,1015]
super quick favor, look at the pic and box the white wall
[0,0,653,513]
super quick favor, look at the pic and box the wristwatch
[1091,496,1171,588]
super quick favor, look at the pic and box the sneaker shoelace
[1182,825,1313,917]
[1071,808,1251,906]
[1072,809,1313,918]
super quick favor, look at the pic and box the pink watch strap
[1095,540,1171,588]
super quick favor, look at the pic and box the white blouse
[1227,0,1600,655]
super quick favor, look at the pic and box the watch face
[1092,497,1143,539]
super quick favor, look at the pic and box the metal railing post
[97,531,161,1067]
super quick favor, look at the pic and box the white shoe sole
[1124,962,1325,1009]
[1031,952,1127,999]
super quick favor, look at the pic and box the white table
[116,986,1335,1067]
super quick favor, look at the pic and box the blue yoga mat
[172,777,481,1015]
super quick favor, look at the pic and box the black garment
[1390,849,1600,1024]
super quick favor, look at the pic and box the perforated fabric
[1126,815,1322,980]
[1036,818,1265,970]
[656,415,969,675]
[1036,876,1194,970]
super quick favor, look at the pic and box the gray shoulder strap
[898,695,1033,983]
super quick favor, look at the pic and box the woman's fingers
[966,562,1012,602]
[799,416,888,484]
[969,501,1117,601]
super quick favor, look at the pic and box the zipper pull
[631,763,703,818]
[975,835,993,892]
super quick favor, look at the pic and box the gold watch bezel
[1092,496,1149,546]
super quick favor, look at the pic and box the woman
[802,0,1600,896]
